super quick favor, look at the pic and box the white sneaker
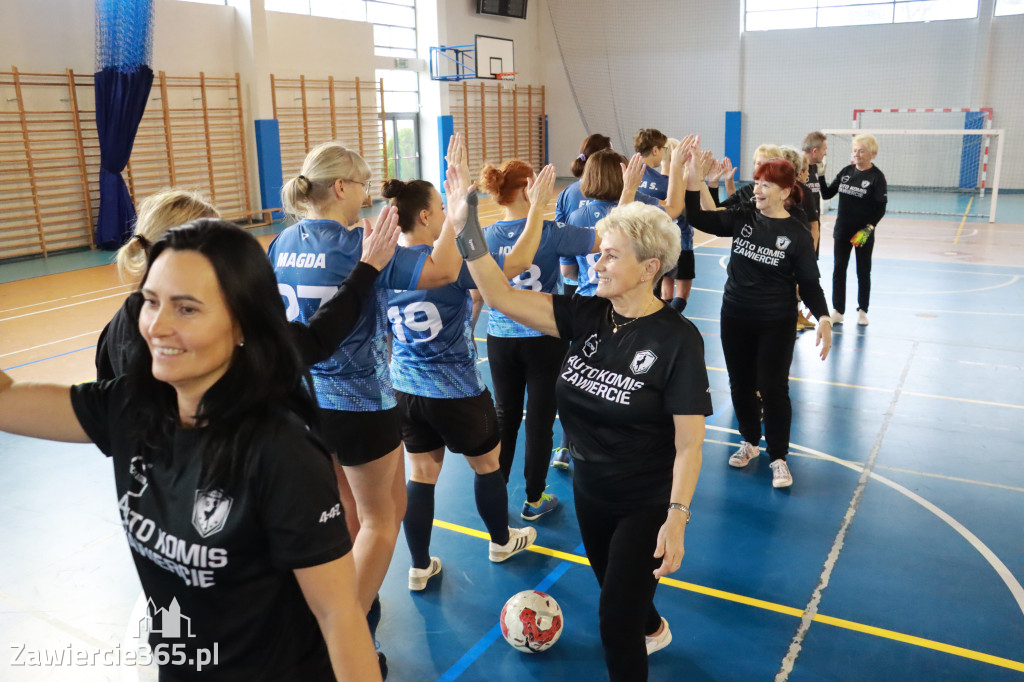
[728,441,759,468]
[408,556,442,591]
[831,310,844,324]
[645,617,672,655]
[770,460,793,488]
[857,309,869,326]
[488,526,537,562]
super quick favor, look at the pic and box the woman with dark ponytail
[684,139,832,489]
[381,152,552,591]
[0,220,381,680]
[556,133,613,223]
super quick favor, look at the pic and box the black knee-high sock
[669,297,687,312]
[404,481,435,569]
[474,470,510,544]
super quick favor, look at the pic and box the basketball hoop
[496,72,517,92]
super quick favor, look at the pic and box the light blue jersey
[388,252,484,399]
[269,218,426,411]
[639,164,668,200]
[485,218,595,337]
[555,181,589,224]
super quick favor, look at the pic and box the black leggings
[487,334,568,502]
[575,479,664,682]
[719,313,797,461]
[832,233,875,314]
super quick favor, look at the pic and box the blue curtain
[94,65,154,250]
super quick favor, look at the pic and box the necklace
[609,297,657,334]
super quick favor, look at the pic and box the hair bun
[380,178,406,199]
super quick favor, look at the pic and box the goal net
[821,125,1004,223]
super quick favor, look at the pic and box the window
[745,0,978,31]
[995,0,1024,15]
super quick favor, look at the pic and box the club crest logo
[775,236,792,251]
[508,231,515,238]
[741,225,753,238]
[582,333,599,359]
[630,350,657,375]
[841,175,850,183]
[192,489,233,538]
[127,456,150,498]
[861,180,871,188]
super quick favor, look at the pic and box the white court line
[0,330,102,359]
[706,425,1024,619]
[0,282,133,315]
[873,274,1020,296]
[0,291,130,323]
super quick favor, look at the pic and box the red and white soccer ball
[500,590,563,653]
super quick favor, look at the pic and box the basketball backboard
[475,35,514,79]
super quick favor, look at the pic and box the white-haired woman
[818,133,887,326]
[459,196,711,682]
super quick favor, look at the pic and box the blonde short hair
[753,144,784,164]
[281,141,370,217]
[116,189,218,282]
[596,202,680,279]
[779,145,804,175]
[852,134,879,156]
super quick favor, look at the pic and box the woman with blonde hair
[817,133,887,326]
[457,194,711,681]
[96,189,218,380]
[269,137,465,671]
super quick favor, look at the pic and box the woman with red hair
[479,159,600,520]
[684,139,832,488]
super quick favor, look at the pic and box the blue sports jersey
[269,218,427,411]
[485,218,595,337]
[555,181,590,223]
[566,200,615,297]
[636,166,694,251]
[639,165,669,201]
[388,251,485,399]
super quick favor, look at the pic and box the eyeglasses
[342,178,371,193]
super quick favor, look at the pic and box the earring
[237,341,245,348]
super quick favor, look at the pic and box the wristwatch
[668,502,691,524]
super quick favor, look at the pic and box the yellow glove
[850,224,874,247]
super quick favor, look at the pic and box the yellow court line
[953,195,974,246]
[432,518,1024,673]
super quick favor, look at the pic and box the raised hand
[621,152,645,195]
[719,156,736,180]
[359,205,401,271]
[698,150,715,180]
[527,164,556,209]
[671,134,696,170]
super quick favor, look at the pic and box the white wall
[547,0,1024,189]
[440,0,587,177]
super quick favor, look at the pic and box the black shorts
[674,249,695,280]
[396,388,500,457]
[319,406,403,467]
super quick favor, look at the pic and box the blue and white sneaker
[521,492,559,521]
[550,447,571,470]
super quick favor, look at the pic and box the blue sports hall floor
[1,189,1022,681]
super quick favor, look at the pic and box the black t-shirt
[798,180,819,226]
[805,163,821,196]
[685,191,829,321]
[96,294,142,381]
[552,295,712,510]
[70,379,350,681]
[818,164,888,239]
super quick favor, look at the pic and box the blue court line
[437,543,584,681]
[3,345,96,371]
